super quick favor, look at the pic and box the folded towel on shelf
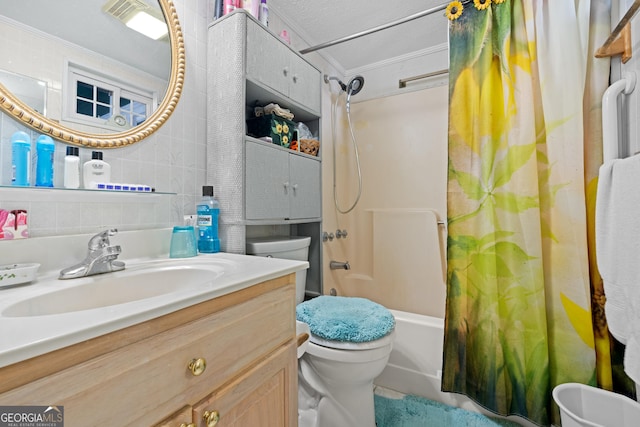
[253,103,295,120]
[596,153,640,383]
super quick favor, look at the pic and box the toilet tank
[246,236,311,304]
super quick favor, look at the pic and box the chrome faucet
[329,260,351,270]
[59,229,126,279]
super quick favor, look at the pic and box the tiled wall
[0,0,208,237]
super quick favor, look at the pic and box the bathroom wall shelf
[0,186,175,203]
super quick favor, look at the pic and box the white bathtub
[374,309,536,427]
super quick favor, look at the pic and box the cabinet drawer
[0,284,296,427]
[193,342,297,427]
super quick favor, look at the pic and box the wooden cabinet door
[193,342,297,427]
[246,140,290,220]
[289,154,321,219]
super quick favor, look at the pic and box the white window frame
[63,63,156,131]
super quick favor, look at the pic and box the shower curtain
[442,1,631,425]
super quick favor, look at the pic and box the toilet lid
[296,295,395,344]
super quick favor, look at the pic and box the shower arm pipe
[299,1,470,55]
[602,72,636,162]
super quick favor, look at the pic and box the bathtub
[374,309,444,401]
[374,309,536,427]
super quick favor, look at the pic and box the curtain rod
[299,1,469,55]
[399,69,449,88]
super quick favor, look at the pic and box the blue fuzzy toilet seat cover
[296,296,395,343]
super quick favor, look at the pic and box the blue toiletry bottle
[197,185,220,253]
[11,131,31,186]
[35,135,55,187]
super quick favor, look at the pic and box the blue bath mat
[374,394,523,427]
[296,295,395,342]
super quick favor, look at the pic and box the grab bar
[602,72,636,162]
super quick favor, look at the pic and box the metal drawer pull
[203,410,220,427]
[188,358,207,376]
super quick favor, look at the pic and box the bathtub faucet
[330,260,351,270]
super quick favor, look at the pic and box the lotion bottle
[11,131,31,186]
[64,146,80,189]
[35,135,55,187]
[197,185,220,253]
[83,151,111,189]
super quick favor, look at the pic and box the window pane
[120,97,131,109]
[133,116,146,126]
[76,99,93,117]
[97,87,112,105]
[133,101,147,115]
[77,82,93,100]
[97,105,111,119]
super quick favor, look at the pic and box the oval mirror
[0,0,184,148]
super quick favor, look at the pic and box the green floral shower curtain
[443,1,621,425]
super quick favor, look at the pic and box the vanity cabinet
[246,139,321,220]
[208,10,323,298]
[0,275,298,427]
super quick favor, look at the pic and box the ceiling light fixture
[125,10,168,40]
[103,0,168,40]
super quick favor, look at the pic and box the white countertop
[0,252,307,368]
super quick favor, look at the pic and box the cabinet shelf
[245,136,321,162]
[246,79,320,123]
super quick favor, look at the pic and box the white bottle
[83,151,111,189]
[64,146,80,189]
[258,0,268,26]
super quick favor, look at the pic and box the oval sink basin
[2,265,223,317]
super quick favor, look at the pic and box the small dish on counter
[0,263,40,289]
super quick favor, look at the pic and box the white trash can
[553,383,640,427]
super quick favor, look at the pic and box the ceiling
[0,0,450,80]
[268,0,450,73]
[0,0,170,80]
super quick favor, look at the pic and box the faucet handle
[88,228,118,250]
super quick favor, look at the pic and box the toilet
[246,237,395,427]
[246,235,311,304]
[297,295,395,427]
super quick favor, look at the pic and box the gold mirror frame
[0,0,185,149]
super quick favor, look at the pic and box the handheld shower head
[346,76,364,96]
[324,75,365,96]
[345,76,364,113]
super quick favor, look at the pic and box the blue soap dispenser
[197,185,220,253]
[35,135,55,187]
